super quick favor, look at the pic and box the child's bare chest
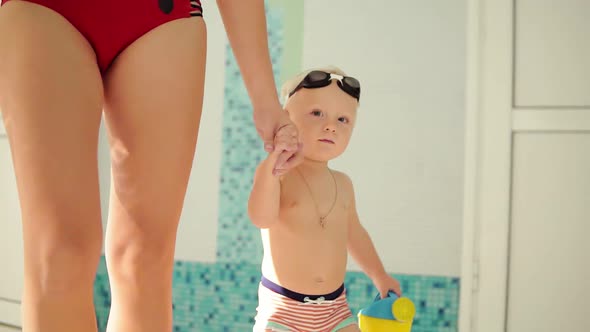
[279,176,350,231]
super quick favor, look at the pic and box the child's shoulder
[329,168,354,190]
[329,169,357,206]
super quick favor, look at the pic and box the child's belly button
[314,276,326,283]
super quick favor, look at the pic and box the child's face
[285,81,358,162]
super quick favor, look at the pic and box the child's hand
[374,274,402,299]
[270,124,303,176]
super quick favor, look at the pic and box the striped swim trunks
[253,276,357,332]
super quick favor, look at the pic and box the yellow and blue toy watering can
[358,291,416,332]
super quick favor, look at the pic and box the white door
[461,0,590,331]
[508,133,590,332]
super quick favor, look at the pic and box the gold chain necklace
[295,167,338,228]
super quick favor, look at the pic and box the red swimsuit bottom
[0,0,203,73]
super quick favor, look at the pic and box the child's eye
[311,110,323,117]
[338,117,349,124]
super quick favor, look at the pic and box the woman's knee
[105,221,177,280]
[28,220,103,294]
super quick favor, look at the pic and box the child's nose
[324,123,336,132]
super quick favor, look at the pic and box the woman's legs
[102,17,207,332]
[0,2,104,331]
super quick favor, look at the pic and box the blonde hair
[280,65,348,105]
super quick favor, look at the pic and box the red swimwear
[0,0,203,73]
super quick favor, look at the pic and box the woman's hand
[253,106,303,175]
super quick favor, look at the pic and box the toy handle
[373,290,399,302]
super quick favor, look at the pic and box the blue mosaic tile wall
[215,4,283,264]
[92,2,461,331]
[94,258,459,332]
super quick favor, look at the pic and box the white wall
[302,0,466,277]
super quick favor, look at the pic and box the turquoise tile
[95,256,459,331]
[216,4,284,264]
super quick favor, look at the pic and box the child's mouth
[318,139,335,144]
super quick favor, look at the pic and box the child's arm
[248,151,283,229]
[346,178,402,298]
[248,119,302,228]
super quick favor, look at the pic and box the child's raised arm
[248,151,283,229]
[248,124,302,228]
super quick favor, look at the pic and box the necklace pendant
[319,217,326,228]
